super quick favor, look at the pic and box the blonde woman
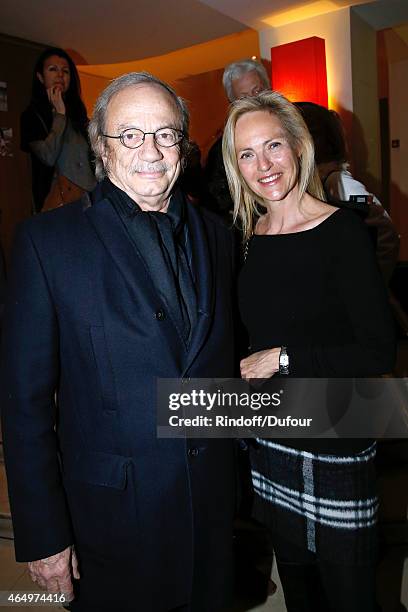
[222,91,395,612]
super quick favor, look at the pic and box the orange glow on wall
[78,29,260,157]
[270,37,328,107]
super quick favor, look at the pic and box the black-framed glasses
[102,127,185,149]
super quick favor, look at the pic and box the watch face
[281,355,289,367]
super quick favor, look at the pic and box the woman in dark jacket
[21,47,96,213]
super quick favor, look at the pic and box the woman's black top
[238,208,396,454]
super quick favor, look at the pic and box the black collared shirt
[102,178,197,349]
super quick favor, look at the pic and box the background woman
[21,47,96,213]
[222,91,395,612]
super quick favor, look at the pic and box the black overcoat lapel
[183,203,216,376]
[84,187,216,374]
[84,196,185,356]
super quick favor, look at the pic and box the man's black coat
[1,184,236,611]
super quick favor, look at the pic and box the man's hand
[28,545,80,602]
[240,348,280,381]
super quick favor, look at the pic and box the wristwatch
[279,346,289,375]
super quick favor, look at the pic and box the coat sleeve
[0,222,73,562]
[28,113,67,167]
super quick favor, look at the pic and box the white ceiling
[0,0,247,64]
[1,0,407,65]
[199,0,376,30]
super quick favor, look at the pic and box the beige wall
[259,8,353,115]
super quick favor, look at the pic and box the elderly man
[204,59,270,218]
[1,72,236,611]
[222,58,270,103]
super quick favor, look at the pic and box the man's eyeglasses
[102,127,185,149]
[238,88,264,99]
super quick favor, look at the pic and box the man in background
[204,59,270,219]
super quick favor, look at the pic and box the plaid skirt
[250,439,378,565]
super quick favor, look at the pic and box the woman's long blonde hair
[222,90,325,242]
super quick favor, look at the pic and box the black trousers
[273,535,379,612]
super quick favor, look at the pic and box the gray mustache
[131,163,171,173]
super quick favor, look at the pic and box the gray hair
[88,71,190,180]
[222,59,270,102]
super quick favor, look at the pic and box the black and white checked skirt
[250,439,378,565]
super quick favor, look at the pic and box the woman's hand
[240,348,281,380]
[47,86,66,115]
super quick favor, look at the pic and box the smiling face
[102,83,183,211]
[37,54,70,93]
[234,110,300,205]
